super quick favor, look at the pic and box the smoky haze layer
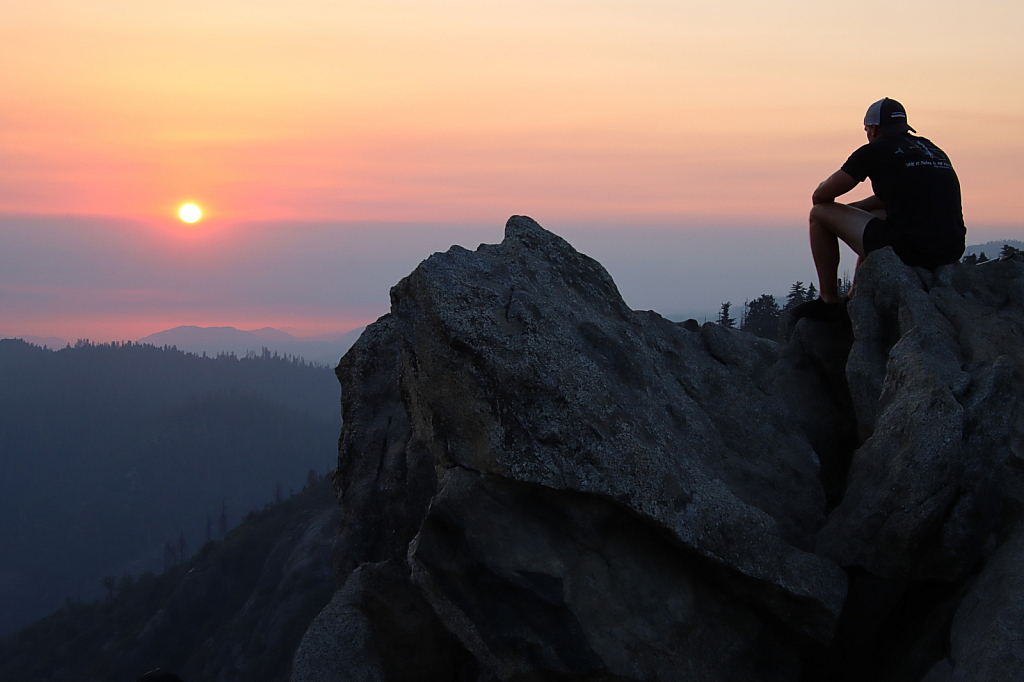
[0,214,827,341]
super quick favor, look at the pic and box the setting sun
[179,204,201,223]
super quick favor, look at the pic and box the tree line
[714,244,1022,341]
[960,243,1021,265]
[716,276,848,341]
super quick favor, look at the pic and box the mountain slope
[0,474,338,682]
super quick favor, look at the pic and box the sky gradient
[2,0,1022,341]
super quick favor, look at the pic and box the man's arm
[848,195,885,213]
[812,170,859,205]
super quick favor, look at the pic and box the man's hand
[812,170,859,205]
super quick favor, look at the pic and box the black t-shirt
[841,133,966,260]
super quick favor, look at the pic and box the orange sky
[2,0,1022,226]
[2,1,1023,342]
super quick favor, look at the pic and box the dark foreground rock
[787,249,1024,680]
[776,249,1024,680]
[296,217,1024,681]
[817,251,1024,583]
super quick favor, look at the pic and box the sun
[179,204,202,223]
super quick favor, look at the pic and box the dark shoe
[791,297,843,322]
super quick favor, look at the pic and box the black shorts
[861,217,892,256]
[862,217,961,269]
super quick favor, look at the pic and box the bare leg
[808,203,875,303]
[846,210,884,298]
[810,215,843,302]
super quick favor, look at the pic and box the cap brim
[881,122,915,134]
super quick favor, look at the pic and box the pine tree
[837,271,853,299]
[785,282,808,309]
[806,282,818,301]
[741,294,781,340]
[717,302,736,328]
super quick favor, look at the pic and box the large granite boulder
[295,217,846,681]
[294,219,1024,681]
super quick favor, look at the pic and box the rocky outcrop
[788,250,1024,680]
[295,217,1024,681]
[816,252,1024,583]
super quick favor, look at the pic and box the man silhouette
[794,98,966,320]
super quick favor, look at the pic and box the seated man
[795,98,966,320]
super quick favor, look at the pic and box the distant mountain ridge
[137,325,365,367]
[963,239,1024,257]
[3,326,365,367]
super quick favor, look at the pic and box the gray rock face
[291,316,477,682]
[300,219,1024,681]
[817,250,1024,583]
[292,561,475,682]
[409,468,802,682]
[948,520,1024,681]
[772,308,857,509]
[300,217,846,682]
[332,315,438,580]
[777,249,1024,680]
[390,217,846,646]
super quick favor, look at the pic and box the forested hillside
[0,339,340,635]
[0,473,338,682]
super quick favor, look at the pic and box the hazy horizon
[3,213,1022,343]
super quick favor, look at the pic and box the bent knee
[809,203,829,225]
